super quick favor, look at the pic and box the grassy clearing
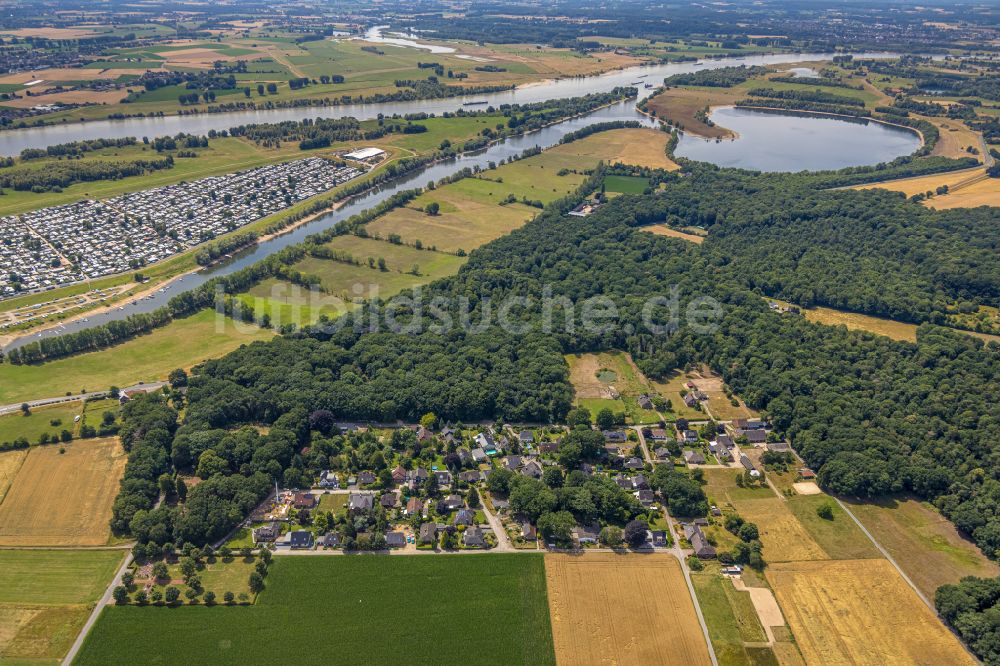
[642,224,706,244]
[692,570,773,666]
[0,402,82,445]
[545,553,711,665]
[767,559,975,666]
[77,554,554,665]
[316,493,348,513]
[294,236,468,300]
[0,438,125,547]
[784,495,879,561]
[0,309,274,404]
[367,129,641,254]
[845,496,1000,599]
[565,351,661,424]
[650,370,708,420]
[798,306,918,343]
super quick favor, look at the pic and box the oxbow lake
[674,106,922,172]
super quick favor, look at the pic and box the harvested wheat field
[925,176,1000,209]
[852,167,985,198]
[551,128,679,170]
[545,553,711,666]
[1,88,126,108]
[0,438,125,546]
[767,559,976,666]
[0,448,27,503]
[642,224,705,244]
[736,498,828,562]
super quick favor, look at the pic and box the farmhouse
[740,429,767,444]
[683,524,716,558]
[252,523,281,544]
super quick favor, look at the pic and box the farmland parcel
[76,554,555,665]
[0,437,125,546]
[545,553,711,666]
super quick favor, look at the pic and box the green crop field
[603,175,650,194]
[0,549,123,605]
[76,554,555,665]
[0,309,274,404]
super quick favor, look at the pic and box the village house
[683,450,706,465]
[385,531,406,548]
[419,522,438,545]
[318,470,339,489]
[521,460,544,479]
[464,526,486,548]
[348,493,374,513]
[405,496,423,516]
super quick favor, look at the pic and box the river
[2,50,901,350]
[0,51,897,157]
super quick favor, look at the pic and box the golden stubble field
[545,553,712,666]
[0,438,125,546]
[767,559,977,666]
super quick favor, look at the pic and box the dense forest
[936,576,1000,665]
[663,66,767,87]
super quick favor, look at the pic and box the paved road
[61,550,133,666]
[0,381,165,416]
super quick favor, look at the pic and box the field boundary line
[61,550,131,666]
[834,497,984,664]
